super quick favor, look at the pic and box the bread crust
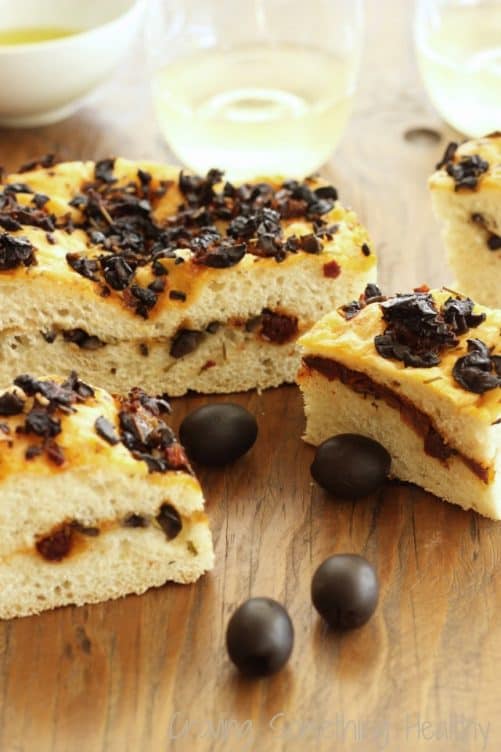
[0,159,376,394]
[298,288,501,516]
[0,373,214,618]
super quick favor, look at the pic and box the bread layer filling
[3,306,303,359]
[6,503,205,563]
[303,356,492,483]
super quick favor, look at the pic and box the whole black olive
[179,403,258,466]
[311,554,379,629]
[311,434,390,499]
[226,597,294,676]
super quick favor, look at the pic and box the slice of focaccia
[0,157,376,395]
[429,132,501,308]
[0,372,214,619]
[298,286,501,518]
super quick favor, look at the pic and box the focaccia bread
[0,372,214,619]
[429,133,501,308]
[298,286,501,517]
[0,157,376,395]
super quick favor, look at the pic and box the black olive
[226,597,294,676]
[311,554,379,629]
[156,504,182,540]
[179,403,257,466]
[170,329,205,359]
[311,434,390,499]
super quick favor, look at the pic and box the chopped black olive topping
[169,290,186,300]
[23,404,62,438]
[68,194,87,209]
[25,445,43,460]
[365,283,384,300]
[148,277,166,294]
[0,215,21,232]
[128,284,159,318]
[3,160,339,317]
[0,391,25,416]
[299,234,322,254]
[45,439,66,466]
[194,242,246,268]
[7,372,95,465]
[17,154,57,173]
[64,371,96,400]
[95,416,120,445]
[4,182,33,195]
[374,292,487,373]
[137,169,152,187]
[375,293,454,368]
[100,254,135,291]
[442,296,485,334]
[313,185,338,201]
[446,154,489,191]
[32,193,50,209]
[14,372,92,408]
[435,141,458,170]
[94,158,117,184]
[152,259,168,276]
[340,283,385,320]
[452,339,501,394]
[0,188,55,232]
[0,233,36,271]
[66,253,99,281]
[2,372,186,476]
[117,387,189,474]
[179,168,223,205]
[436,142,489,189]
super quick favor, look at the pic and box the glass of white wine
[146,0,364,180]
[415,0,501,136]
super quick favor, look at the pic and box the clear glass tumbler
[415,0,501,137]
[146,0,364,180]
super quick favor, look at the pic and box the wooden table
[0,2,498,751]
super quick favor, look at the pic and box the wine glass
[415,0,501,136]
[146,0,364,179]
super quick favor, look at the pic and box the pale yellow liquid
[0,27,79,45]
[152,44,358,180]
[417,4,501,136]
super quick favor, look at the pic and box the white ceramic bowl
[0,0,144,127]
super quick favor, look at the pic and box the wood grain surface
[0,2,499,751]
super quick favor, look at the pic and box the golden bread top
[0,158,375,321]
[299,288,501,426]
[0,372,198,486]
[429,132,501,193]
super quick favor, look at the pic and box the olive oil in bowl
[0,27,79,45]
